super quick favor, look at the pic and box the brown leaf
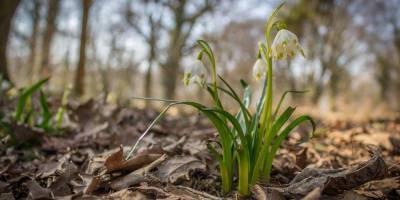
[11,122,44,145]
[83,176,102,195]
[135,183,170,198]
[356,176,400,198]
[110,154,168,191]
[341,191,368,200]
[0,193,15,200]
[155,155,206,183]
[38,153,71,178]
[106,189,147,200]
[26,180,54,200]
[166,185,221,200]
[105,146,163,173]
[104,146,124,172]
[253,187,285,200]
[0,181,8,193]
[296,148,308,169]
[284,148,386,197]
[74,122,108,140]
[354,132,393,150]
[49,161,78,196]
[252,185,267,200]
[301,187,321,200]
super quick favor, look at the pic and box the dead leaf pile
[0,99,399,199]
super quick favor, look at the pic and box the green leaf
[272,115,315,153]
[218,76,251,125]
[268,106,296,144]
[14,78,49,122]
[262,115,315,181]
[207,143,223,163]
[206,108,248,149]
[273,90,308,119]
[39,90,52,132]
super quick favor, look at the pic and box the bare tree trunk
[144,46,156,106]
[311,66,327,104]
[0,0,20,83]
[328,70,340,111]
[144,62,152,97]
[375,56,391,103]
[62,49,70,88]
[74,0,92,96]
[161,0,213,100]
[162,58,180,99]
[28,0,41,82]
[39,0,60,79]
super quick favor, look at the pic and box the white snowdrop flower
[252,58,267,81]
[183,59,207,86]
[271,29,305,60]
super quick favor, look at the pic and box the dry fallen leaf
[301,187,321,200]
[110,154,168,191]
[155,155,206,184]
[25,180,54,200]
[106,189,147,200]
[355,176,400,198]
[284,148,386,198]
[105,145,163,173]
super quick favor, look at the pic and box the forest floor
[1,99,400,199]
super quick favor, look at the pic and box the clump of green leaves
[3,78,71,137]
[127,3,315,196]
[13,78,51,131]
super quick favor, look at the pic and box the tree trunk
[74,0,92,96]
[40,0,60,79]
[161,20,183,100]
[311,66,327,104]
[162,59,179,99]
[144,62,152,97]
[0,0,20,83]
[328,71,340,111]
[144,48,155,106]
[28,0,41,82]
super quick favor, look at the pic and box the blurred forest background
[1,0,400,120]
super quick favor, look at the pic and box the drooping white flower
[182,59,207,86]
[271,29,305,60]
[252,58,267,80]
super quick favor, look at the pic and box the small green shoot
[8,78,70,137]
[14,78,49,123]
[55,84,72,129]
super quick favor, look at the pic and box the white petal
[252,59,267,80]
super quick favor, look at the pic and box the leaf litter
[0,99,399,199]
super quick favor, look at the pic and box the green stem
[258,46,273,141]
[237,149,250,196]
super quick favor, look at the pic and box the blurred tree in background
[1,0,399,116]
[0,0,20,84]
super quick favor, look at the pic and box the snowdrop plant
[127,3,315,196]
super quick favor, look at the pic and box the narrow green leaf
[39,90,52,131]
[14,78,49,122]
[273,90,307,119]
